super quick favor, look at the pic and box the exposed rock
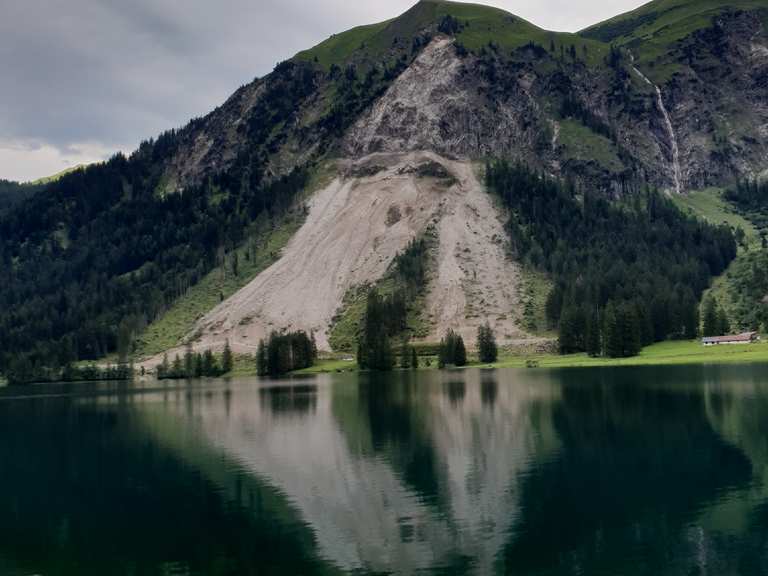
[147,152,531,360]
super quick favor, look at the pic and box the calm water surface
[2,365,768,575]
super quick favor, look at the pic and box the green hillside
[297,0,609,69]
[581,0,768,80]
[581,0,768,43]
[29,164,90,185]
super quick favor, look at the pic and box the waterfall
[631,59,682,194]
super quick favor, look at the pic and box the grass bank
[488,339,768,369]
[285,339,768,375]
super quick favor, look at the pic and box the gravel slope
[146,152,533,364]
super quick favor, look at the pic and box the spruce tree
[681,291,699,340]
[439,329,458,366]
[267,332,282,376]
[454,335,468,367]
[171,354,183,377]
[159,353,169,379]
[357,289,393,371]
[477,322,498,363]
[716,306,730,336]
[586,308,601,358]
[202,349,217,376]
[222,339,233,374]
[702,297,719,337]
[559,305,585,354]
[603,303,623,358]
[184,344,194,378]
[256,340,268,376]
[623,305,642,357]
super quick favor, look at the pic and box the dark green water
[2,364,768,575]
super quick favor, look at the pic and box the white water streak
[631,61,682,194]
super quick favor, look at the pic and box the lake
[1,364,768,575]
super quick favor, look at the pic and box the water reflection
[1,364,768,575]
[259,383,318,416]
[137,370,560,574]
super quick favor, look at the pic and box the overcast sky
[0,0,646,182]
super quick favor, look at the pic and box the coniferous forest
[256,331,317,377]
[725,179,768,237]
[485,160,737,357]
[0,179,42,215]
[0,138,309,383]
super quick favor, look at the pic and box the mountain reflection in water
[1,364,767,575]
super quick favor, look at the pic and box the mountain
[0,0,765,380]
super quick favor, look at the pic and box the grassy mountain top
[29,164,90,186]
[582,0,768,80]
[297,0,609,69]
[582,0,768,44]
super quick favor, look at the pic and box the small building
[702,332,759,346]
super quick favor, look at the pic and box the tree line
[720,179,768,331]
[486,160,737,358]
[157,341,233,380]
[725,179,768,239]
[0,127,309,383]
[0,179,42,215]
[6,362,133,386]
[355,237,433,370]
[256,331,317,377]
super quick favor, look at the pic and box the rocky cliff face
[156,2,768,197]
[343,37,543,160]
[662,9,768,189]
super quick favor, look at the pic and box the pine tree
[222,339,233,374]
[586,307,601,357]
[623,305,642,357]
[717,306,730,336]
[702,297,719,337]
[681,292,699,340]
[266,332,283,376]
[454,335,467,367]
[357,289,393,371]
[202,349,217,376]
[159,352,169,379]
[184,343,194,378]
[439,329,459,366]
[171,354,183,377]
[477,322,498,363]
[256,339,268,376]
[603,302,623,358]
[559,305,585,354]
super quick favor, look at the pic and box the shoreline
[292,339,768,375]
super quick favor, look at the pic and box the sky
[0,0,647,182]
